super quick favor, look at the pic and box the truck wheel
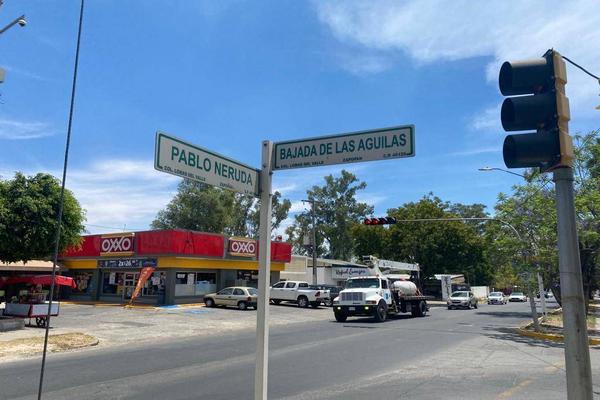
[411,300,427,317]
[474,302,478,309]
[374,301,387,322]
[297,296,309,308]
[334,312,347,322]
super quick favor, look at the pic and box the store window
[175,272,217,296]
[72,271,94,294]
[102,272,125,295]
[142,272,166,296]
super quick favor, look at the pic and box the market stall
[0,275,76,327]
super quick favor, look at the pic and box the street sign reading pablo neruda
[273,125,415,170]
[154,132,259,196]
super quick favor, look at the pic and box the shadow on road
[475,311,537,319]
[482,325,565,349]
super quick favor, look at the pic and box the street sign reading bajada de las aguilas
[273,125,414,170]
[154,132,259,196]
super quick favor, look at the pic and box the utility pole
[302,199,318,284]
[554,167,592,399]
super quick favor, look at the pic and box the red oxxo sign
[100,233,135,256]
[228,238,257,257]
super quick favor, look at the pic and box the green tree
[0,172,85,263]
[152,180,236,233]
[152,180,291,238]
[286,170,373,260]
[350,194,492,287]
[490,129,600,309]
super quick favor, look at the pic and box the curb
[60,301,197,310]
[516,325,600,346]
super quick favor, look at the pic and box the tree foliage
[152,180,291,238]
[0,172,85,263]
[488,129,600,307]
[285,170,373,260]
[351,194,493,286]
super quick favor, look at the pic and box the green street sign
[154,132,259,196]
[273,125,415,170]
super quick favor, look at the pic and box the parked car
[269,281,329,308]
[487,292,507,305]
[309,284,342,306]
[447,291,478,309]
[204,287,257,310]
[508,292,527,302]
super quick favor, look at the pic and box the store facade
[60,230,291,305]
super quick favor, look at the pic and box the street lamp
[0,14,26,35]
[478,166,548,320]
[478,166,527,179]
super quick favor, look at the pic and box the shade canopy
[0,274,76,288]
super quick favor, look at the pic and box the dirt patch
[0,332,99,359]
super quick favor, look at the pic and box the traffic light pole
[553,167,593,400]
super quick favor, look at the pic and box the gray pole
[553,167,592,400]
[311,200,317,285]
[254,140,273,400]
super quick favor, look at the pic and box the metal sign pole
[553,167,593,400]
[255,140,273,400]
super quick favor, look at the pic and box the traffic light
[499,49,573,171]
[363,217,397,225]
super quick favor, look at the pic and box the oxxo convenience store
[60,229,291,305]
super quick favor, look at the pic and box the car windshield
[247,288,257,295]
[345,278,380,288]
[451,292,468,298]
[512,292,524,296]
[490,292,503,296]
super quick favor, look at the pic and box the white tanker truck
[332,256,429,322]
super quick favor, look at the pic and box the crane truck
[332,256,429,322]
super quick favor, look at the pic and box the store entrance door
[121,272,139,301]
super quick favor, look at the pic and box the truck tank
[392,280,418,296]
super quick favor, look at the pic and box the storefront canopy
[0,274,76,288]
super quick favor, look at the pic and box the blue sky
[0,0,598,235]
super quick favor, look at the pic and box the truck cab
[333,277,392,322]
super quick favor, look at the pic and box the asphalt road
[1,302,599,400]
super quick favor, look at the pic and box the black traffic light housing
[363,217,397,225]
[499,49,573,172]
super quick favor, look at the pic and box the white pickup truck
[270,281,329,308]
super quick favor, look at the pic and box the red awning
[0,275,76,288]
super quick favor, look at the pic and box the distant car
[309,284,342,306]
[508,292,527,302]
[488,292,507,305]
[447,291,478,309]
[204,287,257,310]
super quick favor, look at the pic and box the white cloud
[449,146,500,157]
[470,104,501,132]
[0,118,54,140]
[0,159,180,234]
[67,160,179,233]
[315,0,600,116]
[356,193,387,206]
